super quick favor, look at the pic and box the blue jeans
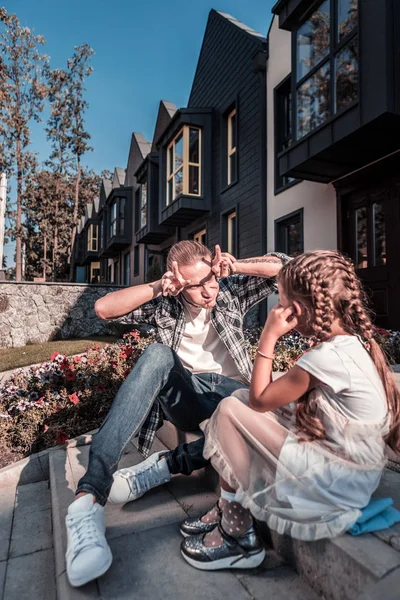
[77,343,247,505]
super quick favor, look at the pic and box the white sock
[220,488,237,503]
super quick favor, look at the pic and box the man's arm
[233,254,284,278]
[219,252,290,314]
[95,280,163,320]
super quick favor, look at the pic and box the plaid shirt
[117,252,289,456]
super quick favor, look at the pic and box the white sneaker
[65,494,112,587]
[108,451,170,504]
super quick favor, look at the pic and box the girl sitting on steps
[180,250,400,571]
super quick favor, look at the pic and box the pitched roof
[216,11,265,40]
[103,178,112,197]
[152,100,177,151]
[113,167,126,189]
[133,132,152,160]
[125,132,152,187]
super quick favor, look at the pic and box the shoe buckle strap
[217,523,251,560]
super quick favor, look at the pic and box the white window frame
[166,126,202,205]
[87,224,98,252]
[193,228,206,245]
[227,109,237,185]
[227,211,237,255]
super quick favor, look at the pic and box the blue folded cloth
[347,497,400,536]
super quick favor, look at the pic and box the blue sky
[4,0,275,264]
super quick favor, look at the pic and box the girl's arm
[249,305,314,412]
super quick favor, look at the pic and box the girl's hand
[262,304,299,340]
[161,262,191,296]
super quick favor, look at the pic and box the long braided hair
[278,250,400,452]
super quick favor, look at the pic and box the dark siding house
[183,11,268,259]
[271,0,400,329]
[73,9,271,323]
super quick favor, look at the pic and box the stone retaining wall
[0,282,126,348]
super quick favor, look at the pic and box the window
[275,76,297,192]
[166,126,201,204]
[135,188,140,233]
[295,0,358,139]
[90,261,100,283]
[118,198,126,236]
[109,198,126,239]
[87,224,98,252]
[227,109,237,185]
[124,252,131,285]
[109,202,117,238]
[114,259,119,285]
[351,194,386,270]
[134,245,140,277]
[100,221,104,250]
[193,228,207,245]
[275,210,304,256]
[226,211,237,257]
[140,183,147,229]
[107,263,112,283]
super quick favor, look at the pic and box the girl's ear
[292,301,302,316]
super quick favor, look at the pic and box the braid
[278,250,400,452]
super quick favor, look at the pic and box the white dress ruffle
[201,388,388,541]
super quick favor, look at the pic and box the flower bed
[0,327,398,468]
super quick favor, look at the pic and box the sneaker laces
[67,513,104,557]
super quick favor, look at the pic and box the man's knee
[141,343,175,369]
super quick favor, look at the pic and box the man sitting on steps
[65,240,288,587]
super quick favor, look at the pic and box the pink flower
[68,392,79,405]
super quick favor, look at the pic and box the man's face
[179,259,220,308]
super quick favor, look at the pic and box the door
[341,183,400,329]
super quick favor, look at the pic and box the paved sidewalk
[49,439,319,600]
[0,481,56,600]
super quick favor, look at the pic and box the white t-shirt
[297,335,387,421]
[176,298,245,382]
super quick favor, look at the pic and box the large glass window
[295,0,358,139]
[87,224,98,252]
[166,126,201,205]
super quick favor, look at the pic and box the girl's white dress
[201,336,389,541]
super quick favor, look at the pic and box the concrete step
[49,436,319,600]
[0,480,56,600]
[157,422,400,600]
